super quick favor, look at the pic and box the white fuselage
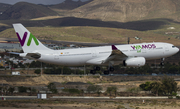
[36,42,179,66]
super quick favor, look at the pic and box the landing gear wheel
[109,67,114,72]
[104,70,109,75]
[160,62,164,66]
[160,58,165,66]
[90,70,96,75]
[94,66,101,71]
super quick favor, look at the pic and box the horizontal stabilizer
[9,52,41,59]
[8,52,21,55]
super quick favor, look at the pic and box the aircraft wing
[103,45,128,64]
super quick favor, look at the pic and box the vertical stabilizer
[13,23,51,53]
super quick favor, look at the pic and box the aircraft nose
[172,46,179,54]
[176,47,179,53]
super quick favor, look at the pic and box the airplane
[11,23,179,74]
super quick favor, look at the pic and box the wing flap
[86,57,107,65]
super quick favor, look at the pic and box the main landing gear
[90,66,101,75]
[103,66,114,75]
[90,66,114,75]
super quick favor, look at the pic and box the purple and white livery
[11,23,179,73]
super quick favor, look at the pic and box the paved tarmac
[0,96,175,100]
[52,96,172,99]
[0,96,37,100]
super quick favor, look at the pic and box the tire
[94,66,101,71]
[104,71,109,75]
[109,67,114,72]
[90,70,96,75]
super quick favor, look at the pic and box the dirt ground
[1,75,180,109]
[1,75,180,86]
[1,99,180,109]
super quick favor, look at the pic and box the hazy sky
[0,0,89,5]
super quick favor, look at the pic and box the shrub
[106,86,117,96]
[87,81,93,85]
[8,87,15,94]
[34,69,41,74]
[32,88,37,93]
[127,87,142,93]
[172,92,177,96]
[18,86,27,93]
[62,88,80,94]
[68,89,80,94]
[176,96,180,99]
[116,105,125,109]
[87,85,102,93]
[168,96,173,99]
[47,82,58,93]
[139,76,178,96]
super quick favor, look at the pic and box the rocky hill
[1,0,180,22]
[0,3,11,13]
[68,0,180,22]
[50,0,93,10]
[0,2,58,20]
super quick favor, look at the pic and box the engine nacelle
[123,57,146,67]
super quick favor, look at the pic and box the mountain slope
[68,0,180,22]
[0,2,58,20]
[50,0,93,10]
[0,3,11,13]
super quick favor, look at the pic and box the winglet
[112,45,118,50]
[111,45,122,55]
[111,45,127,57]
[103,45,127,64]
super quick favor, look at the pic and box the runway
[0,96,173,100]
[0,96,37,100]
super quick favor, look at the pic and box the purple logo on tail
[16,32,28,47]
[16,32,39,47]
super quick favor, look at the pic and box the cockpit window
[172,46,176,48]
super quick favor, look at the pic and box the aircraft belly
[53,55,91,66]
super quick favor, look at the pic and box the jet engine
[123,57,146,67]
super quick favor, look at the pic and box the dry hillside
[50,0,93,10]
[1,75,180,88]
[68,0,180,22]
[0,3,11,13]
[0,2,58,20]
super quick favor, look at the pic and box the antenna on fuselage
[128,37,130,44]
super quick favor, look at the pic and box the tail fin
[13,23,50,53]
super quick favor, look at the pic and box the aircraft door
[54,52,59,59]
[164,45,169,52]
[142,48,146,53]
[92,50,97,57]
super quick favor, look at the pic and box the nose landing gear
[160,58,165,66]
